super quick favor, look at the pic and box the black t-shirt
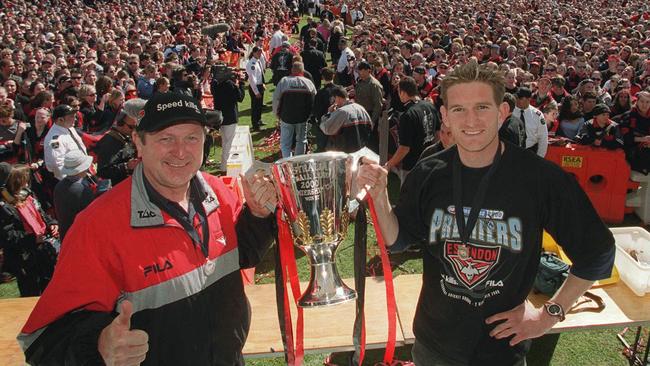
[95,129,135,185]
[499,115,526,148]
[211,79,246,125]
[313,83,337,120]
[393,144,614,364]
[301,48,327,81]
[398,100,440,170]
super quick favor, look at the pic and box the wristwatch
[544,301,566,322]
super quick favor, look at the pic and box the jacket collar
[130,164,219,227]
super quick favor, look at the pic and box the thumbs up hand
[98,300,149,366]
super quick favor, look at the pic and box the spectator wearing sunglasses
[94,99,144,185]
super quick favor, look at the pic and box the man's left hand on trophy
[240,172,277,218]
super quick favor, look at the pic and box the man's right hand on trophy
[356,157,388,201]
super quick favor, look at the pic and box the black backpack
[533,252,569,296]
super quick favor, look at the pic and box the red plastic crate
[546,144,630,223]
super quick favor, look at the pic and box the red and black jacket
[619,107,650,151]
[18,165,276,365]
[575,119,624,149]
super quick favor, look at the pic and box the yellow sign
[561,156,583,168]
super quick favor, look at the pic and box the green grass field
[0,18,642,366]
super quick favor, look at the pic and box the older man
[19,93,278,366]
[44,104,88,180]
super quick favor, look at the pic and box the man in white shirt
[350,7,365,25]
[512,87,548,158]
[246,47,266,131]
[336,38,355,87]
[44,105,88,180]
[269,24,285,55]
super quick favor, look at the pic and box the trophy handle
[347,147,380,213]
[270,164,300,222]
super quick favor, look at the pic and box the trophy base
[297,287,357,308]
[297,262,357,308]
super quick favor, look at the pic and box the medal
[204,257,215,276]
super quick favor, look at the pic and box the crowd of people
[274,0,650,177]
[0,0,302,295]
[0,0,647,364]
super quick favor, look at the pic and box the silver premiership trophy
[272,152,357,307]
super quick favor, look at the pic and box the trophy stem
[298,243,357,307]
[273,153,358,308]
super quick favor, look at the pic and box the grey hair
[123,98,147,122]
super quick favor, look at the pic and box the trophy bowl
[272,152,357,307]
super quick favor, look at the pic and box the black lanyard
[193,195,211,258]
[144,176,211,258]
[186,178,211,258]
[68,128,86,152]
[452,144,502,245]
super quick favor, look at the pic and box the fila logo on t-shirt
[143,259,173,277]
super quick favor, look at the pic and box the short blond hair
[78,84,96,99]
[440,60,505,106]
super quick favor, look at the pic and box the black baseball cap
[516,87,532,98]
[357,61,372,70]
[592,103,610,116]
[52,104,76,119]
[413,65,427,74]
[137,93,207,132]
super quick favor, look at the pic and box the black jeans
[248,85,264,128]
[411,340,527,366]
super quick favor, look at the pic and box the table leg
[642,326,649,365]
[619,327,649,366]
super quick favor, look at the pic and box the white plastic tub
[610,227,650,296]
